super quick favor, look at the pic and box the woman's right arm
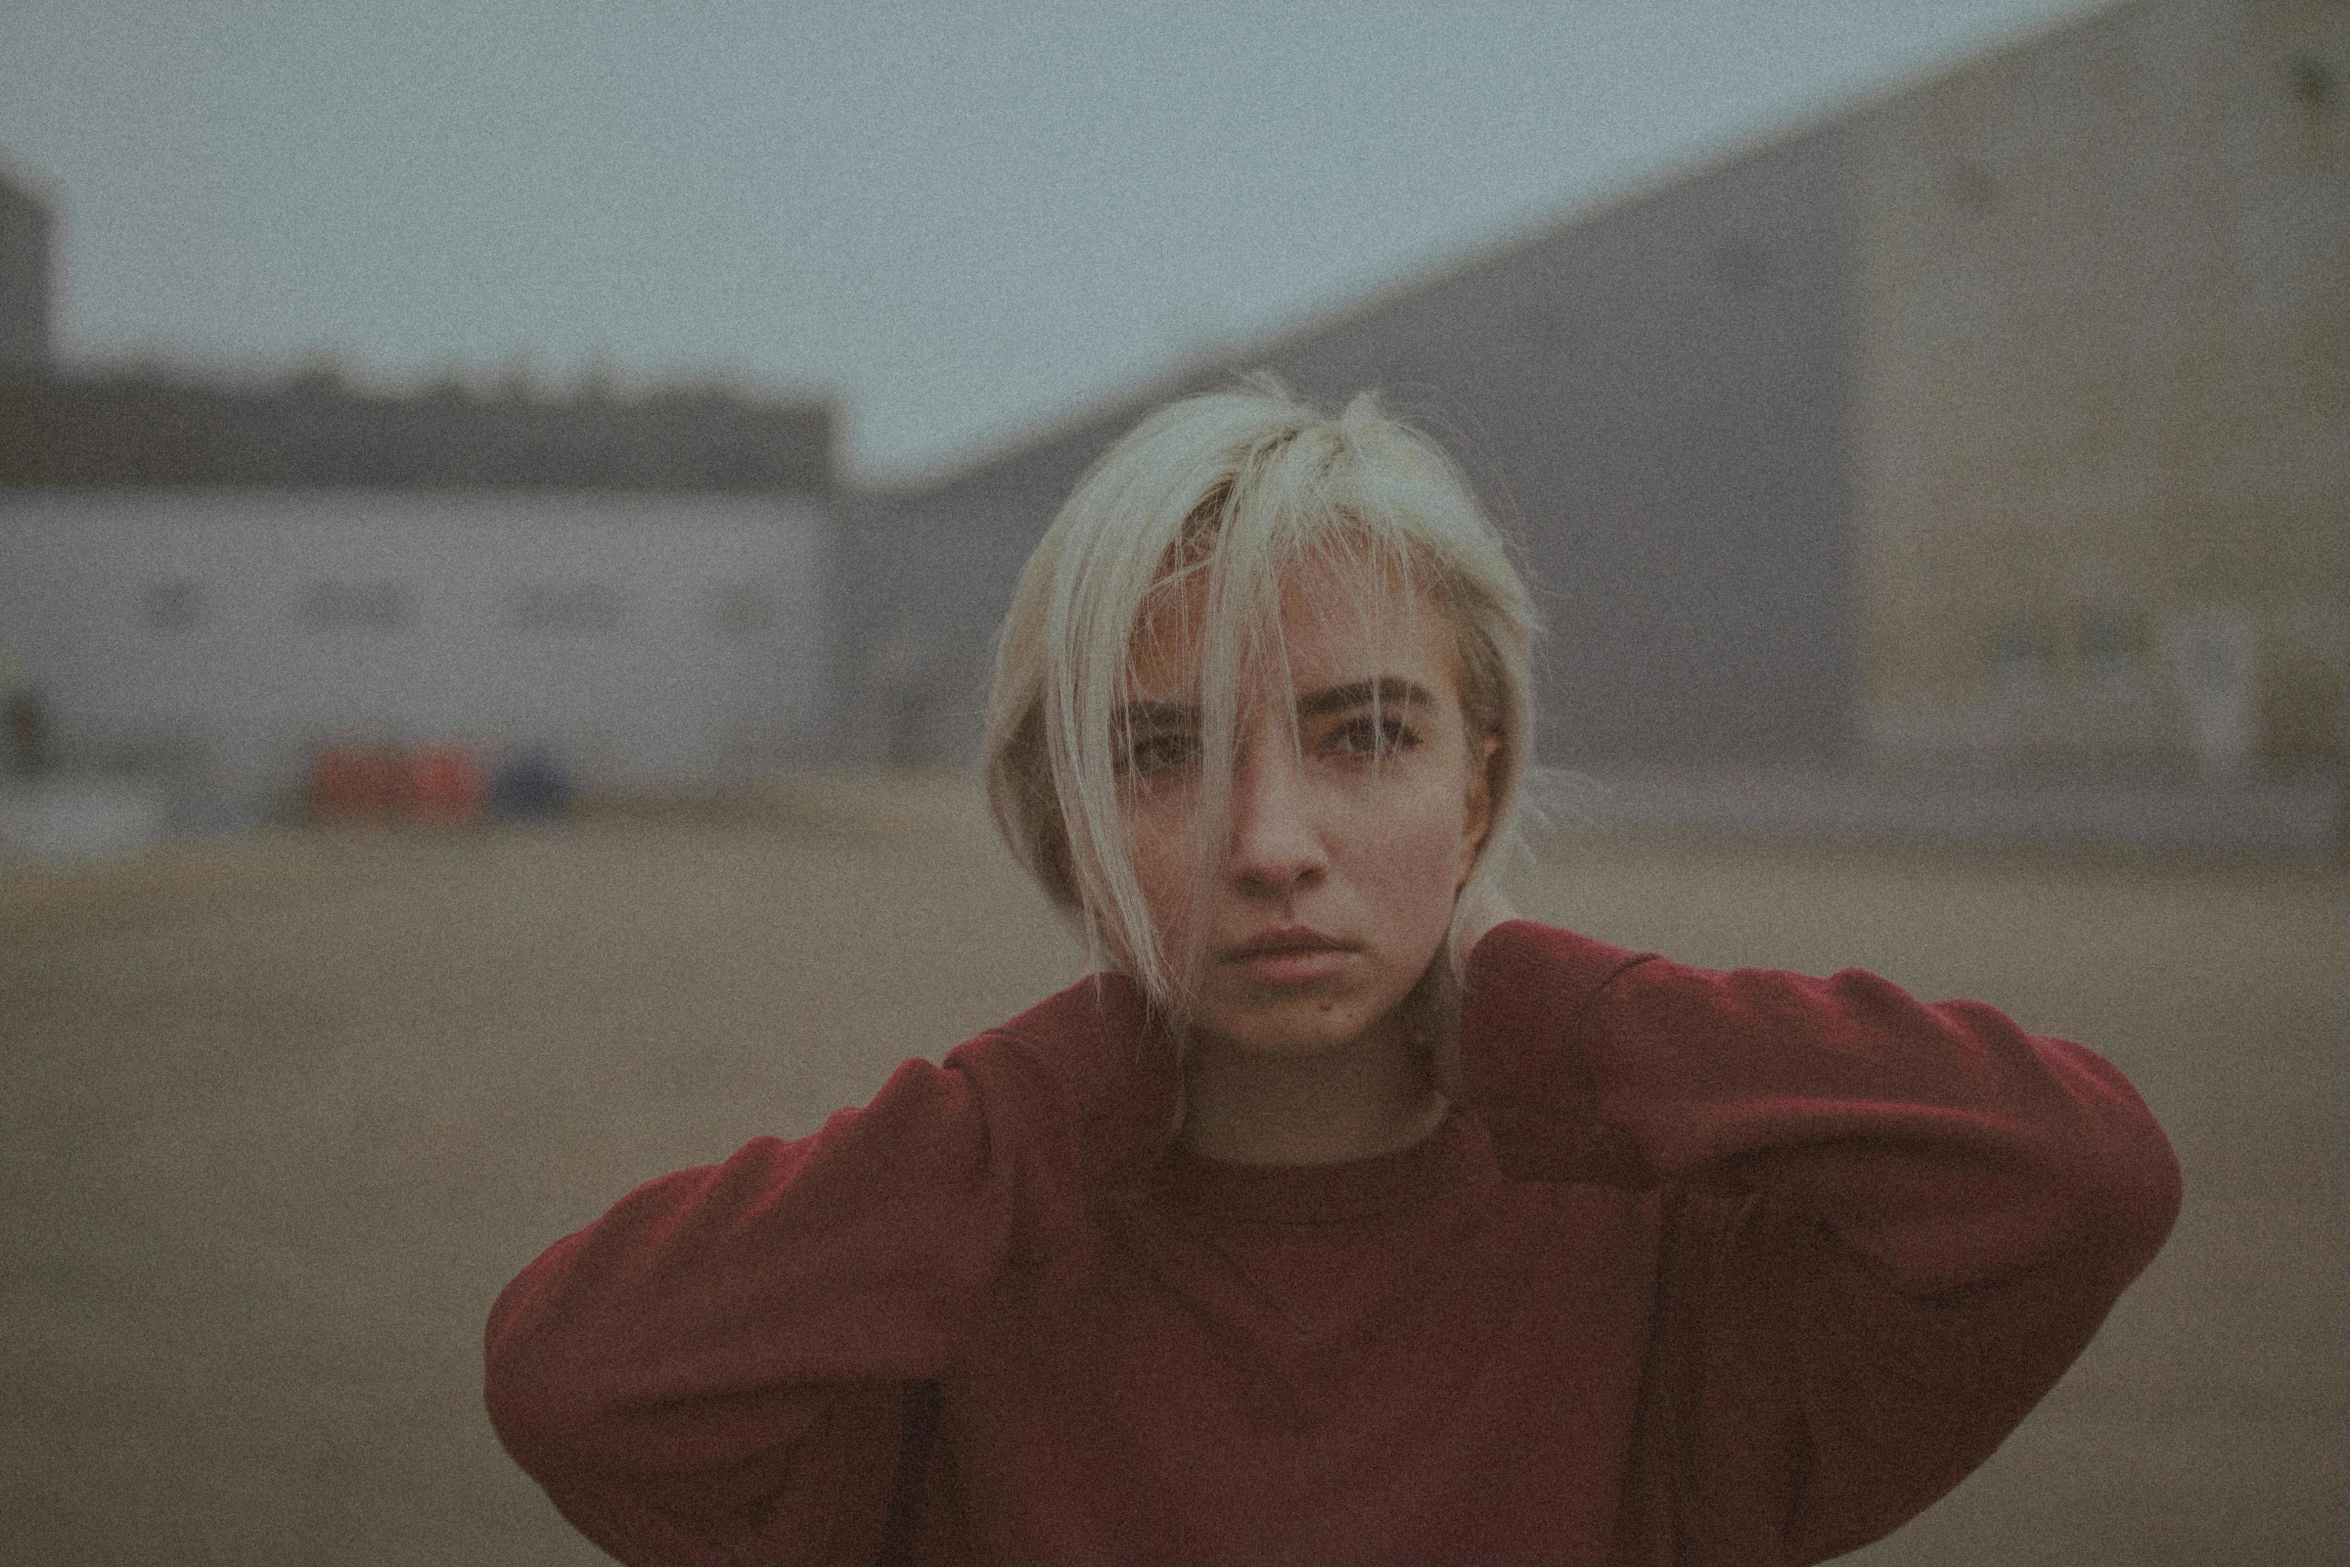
[483,976,1174,1566]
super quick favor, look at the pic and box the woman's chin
[1195,991,1390,1059]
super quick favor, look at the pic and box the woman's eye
[1326,715,1417,758]
[1118,732,1199,777]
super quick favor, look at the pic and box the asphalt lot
[3,776,2343,1564]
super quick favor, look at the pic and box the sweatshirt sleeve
[482,976,1177,1567]
[1456,920,2181,1567]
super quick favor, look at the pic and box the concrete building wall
[0,490,835,811]
[0,162,54,376]
[1854,0,2350,776]
[844,125,1858,770]
[1266,126,1856,768]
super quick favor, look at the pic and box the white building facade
[0,488,835,819]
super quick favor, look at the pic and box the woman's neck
[1178,1009,1448,1166]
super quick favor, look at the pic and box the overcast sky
[1,0,2110,481]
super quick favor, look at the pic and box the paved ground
[2,775,2343,1564]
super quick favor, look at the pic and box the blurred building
[0,156,53,376]
[1855,0,2346,781]
[0,170,838,818]
[0,488,835,818]
[847,0,2346,789]
[2,0,2340,829]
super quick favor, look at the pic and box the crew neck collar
[1152,1109,1492,1223]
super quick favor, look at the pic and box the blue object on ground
[491,749,573,821]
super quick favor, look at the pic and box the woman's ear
[1458,733,1501,884]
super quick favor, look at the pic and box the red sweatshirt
[485,922,2180,1566]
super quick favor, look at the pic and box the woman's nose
[1226,742,1325,896]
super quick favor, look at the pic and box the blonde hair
[984,378,1536,1005]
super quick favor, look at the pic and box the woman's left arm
[1458,920,2181,1563]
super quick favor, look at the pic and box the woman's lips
[1222,930,1355,986]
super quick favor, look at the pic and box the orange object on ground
[308,745,401,825]
[406,744,486,827]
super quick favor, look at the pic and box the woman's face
[1117,559,1495,1061]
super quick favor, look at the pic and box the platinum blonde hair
[983,378,1536,1006]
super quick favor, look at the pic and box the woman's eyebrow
[1296,677,1434,718]
[1112,679,1430,730]
[1112,700,1200,730]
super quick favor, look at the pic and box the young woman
[485,384,2180,1566]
